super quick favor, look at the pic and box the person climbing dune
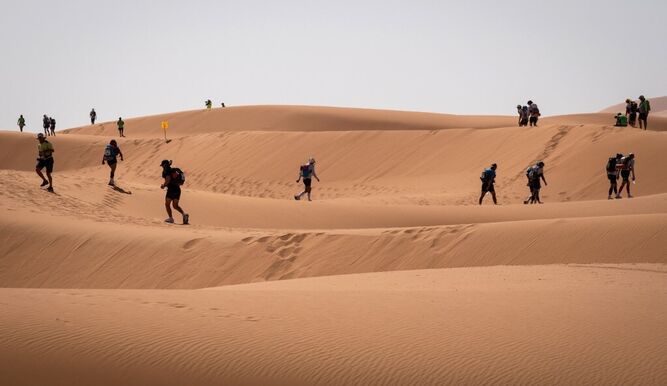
[295,158,320,201]
[102,140,124,186]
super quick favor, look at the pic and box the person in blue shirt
[479,163,498,205]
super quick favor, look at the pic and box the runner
[35,133,55,192]
[478,163,498,205]
[90,108,97,125]
[524,161,547,204]
[606,153,623,199]
[638,96,651,130]
[294,158,320,201]
[49,117,56,136]
[527,101,541,127]
[626,99,638,127]
[117,117,125,137]
[42,115,50,136]
[160,160,189,224]
[17,115,25,132]
[616,153,636,198]
[102,140,124,186]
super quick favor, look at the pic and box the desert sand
[1,105,666,385]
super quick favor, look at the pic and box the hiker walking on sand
[90,108,97,125]
[42,115,50,136]
[524,161,547,204]
[616,153,636,198]
[17,115,25,132]
[626,99,638,127]
[102,140,124,186]
[205,99,212,109]
[117,117,125,137]
[49,117,56,136]
[295,158,320,201]
[479,163,498,205]
[527,101,541,127]
[160,160,189,224]
[35,133,55,192]
[638,96,651,130]
[606,153,623,199]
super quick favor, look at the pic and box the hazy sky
[1,0,665,132]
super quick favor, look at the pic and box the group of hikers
[606,153,636,199]
[205,99,226,109]
[614,95,652,129]
[479,161,547,205]
[479,152,637,205]
[516,101,541,127]
[25,115,57,136]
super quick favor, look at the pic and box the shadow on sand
[110,185,132,194]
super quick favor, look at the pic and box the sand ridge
[1,105,666,384]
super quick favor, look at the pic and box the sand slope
[2,265,666,386]
[1,105,666,384]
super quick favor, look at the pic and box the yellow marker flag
[161,121,169,130]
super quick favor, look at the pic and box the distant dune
[600,96,667,117]
[1,105,666,385]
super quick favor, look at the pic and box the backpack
[170,167,185,185]
[630,102,638,114]
[480,168,493,183]
[300,164,312,178]
[606,157,617,173]
[104,145,115,161]
[526,166,539,181]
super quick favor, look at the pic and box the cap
[160,159,171,167]
[37,133,45,138]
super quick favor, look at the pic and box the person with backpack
[527,101,541,127]
[102,140,124,186]
[615,153,636,198]
[160,160,189,224]
[625,99,638,127]
[520,106,529,127]
[523,161,547,204]
[294,158,320,201]
[49,117,56,136]
[638,96,651,130]
[17,115,25,132]
[90,108,97,125]
[35,133,55,192]
[42,115,50,136]
[205,99,212,109]
[117,117,125,137]
[516,105,522,126]
[478,163,498,205]
[606,153,623,199]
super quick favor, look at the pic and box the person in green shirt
[17,115,25,132]
[638,95,651,130]
[117,117,125,137]
[35,133,55,192]
[205,99,212,109]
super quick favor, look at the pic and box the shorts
[638,112,648,121]
[621,170,630,181]
[530,180,541,190]
[106,158,117,166]
[629,113,637,122]
[520,118,528,126]
[607,173,618,182]
[303,178,312,189]
[529,116,538,125]
[166,186,181,200]
[481,184,495,193]
[36,157,54,173]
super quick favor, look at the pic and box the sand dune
[2,265,666,385]
[600,96,667,116]
[1,105,666,384]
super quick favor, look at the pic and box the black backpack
[630,102,638,114]
[170,168,186,185]
[606,157,617,173]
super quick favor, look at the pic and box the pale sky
[1,0,665,132]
